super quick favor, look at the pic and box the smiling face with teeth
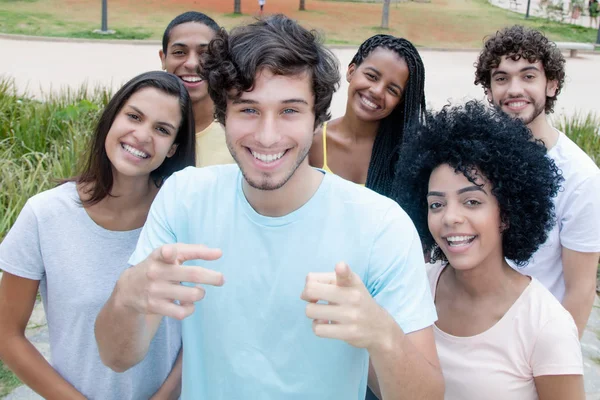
[225,69,317,192]
[488,56,558,127]
[160,22,216,105]
[427,164,505,272]
[346,48,409,122]
[105,87,181,181]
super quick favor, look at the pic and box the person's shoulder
[326,173,409,222]
[166,165,239,194]
[27,181,78,215]
[521,278,576,327]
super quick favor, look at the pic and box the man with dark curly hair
[395,101,584,399]
[474,25,600,338]
[96,15,443,399]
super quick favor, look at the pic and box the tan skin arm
[0,272,85,400]
[535,374,584,400]
[561,248,600,338]
[367,327,443,400]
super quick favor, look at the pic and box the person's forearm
[562,285,596,339]
[0,336,85,400]
[150,347,183,400]
[369,328,444,400]
[95,269,162,372]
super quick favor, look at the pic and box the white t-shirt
[428,263,583,400]
[508,130,600,301]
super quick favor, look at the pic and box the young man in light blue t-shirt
[95,15,442,399]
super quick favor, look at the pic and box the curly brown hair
[201,15,340,129]
[474,25,565,114]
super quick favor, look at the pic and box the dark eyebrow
[492,65,540,78]
[364,66,381,75]
[457,185,487,195]
[427,191,445,197]
[171,42,209,49]
[128,105,145,116]
[519,66,540,73]
[427,185,487,197]
[231,98,309,106]
[282,99,309,105]
[231,99,258,105]
[157,121,177,131]
[127,105,176,130]
[365,66,403,92]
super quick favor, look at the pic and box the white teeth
[181,76,202,83]
[251,151,285,163]
[446,235,476,247]
[507,101,527,108]
[361,96,379,109]
[122,143,149,159]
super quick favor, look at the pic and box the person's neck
[242,161,324,217]
[97,174,156,213]
[448,253,520,301]
[338,108,379,143]
[527,113,559,150]
[194,97,216,133]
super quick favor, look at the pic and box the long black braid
[350,35,426,198]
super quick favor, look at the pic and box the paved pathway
[0,36,599,398]
[0,37,599,119]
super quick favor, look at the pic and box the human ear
[166,143,178,158]
[346,64,356,83]
[546,79,558,97]
[159,49,167,71]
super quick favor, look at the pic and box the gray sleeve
[0,201,45,280]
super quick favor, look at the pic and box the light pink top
[428,263,583,400]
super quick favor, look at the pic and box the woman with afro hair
[395,101,584,400]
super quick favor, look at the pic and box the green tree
[234,0,242,14]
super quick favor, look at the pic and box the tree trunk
[234,0,242,14]
[381,0,391,29]
[299,0,306,10]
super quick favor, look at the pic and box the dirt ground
[50,0,485,47]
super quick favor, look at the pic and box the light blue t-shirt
[130,164,437,400]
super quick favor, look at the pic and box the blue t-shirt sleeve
[128,176,179,266]
[366,204,437,334]
[0,201,45,280]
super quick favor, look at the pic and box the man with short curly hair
[475,25,600,338]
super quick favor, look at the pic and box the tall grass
[0,78,110,240]
[556,112,600,166]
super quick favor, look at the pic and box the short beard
[493,97,546,126]
[227,140,312,191]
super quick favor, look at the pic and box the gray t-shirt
[0,182,181,400]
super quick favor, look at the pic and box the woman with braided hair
[309,34,425,198]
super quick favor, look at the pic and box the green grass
[0,78,109,241]
[0,9,151,40]
[0,359,21,397]
[557,112,600,166]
